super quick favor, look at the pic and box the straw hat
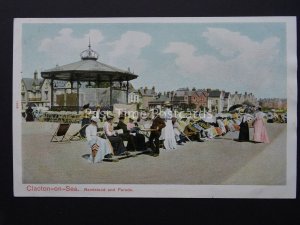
[91,116,100,123]
[106,112,114,120]
[164,101,172,106]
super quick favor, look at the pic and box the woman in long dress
[238,114,251,141]
[25,106,34,122]
[253,108,270,143]
[160,105,177,149]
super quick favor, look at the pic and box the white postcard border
[13,17,297,198]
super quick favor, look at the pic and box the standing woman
[161,103,177,150]
[80,103,91,138]
[253,107,270,143]
[238,114,252,142]
[25,106,34,122]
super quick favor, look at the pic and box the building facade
[230,91,258,106]
[259,98,287,110]
[138,86,157,110]
[207,90,225,113]
[21,71,51,110]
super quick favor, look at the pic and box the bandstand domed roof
[41,44,138,82]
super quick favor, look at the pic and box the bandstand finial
[80,38,99,60]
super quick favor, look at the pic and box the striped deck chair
[50,123,71,142]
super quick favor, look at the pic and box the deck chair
[50,123,71,142]
[69,124,89,141]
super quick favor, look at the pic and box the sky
[21,21,287,98]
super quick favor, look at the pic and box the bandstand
[41,43,138,113]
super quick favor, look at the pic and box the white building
[128,90,140,104]
[207,90,225,113]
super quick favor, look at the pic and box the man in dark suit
[149,109,166,157]
[115,116,136,151]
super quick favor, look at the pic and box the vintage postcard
[13,17,297,198]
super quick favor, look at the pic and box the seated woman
[226,118,236,132]
[115,116,133,149]
[86,116,113,163]
[216,117,227,135]
[172,117,186,145]
[183,119,204,142]
[103,115,127,156]
[115,116,146,151]
[127,117,147,151]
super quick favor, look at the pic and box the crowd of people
[82,104,277,163]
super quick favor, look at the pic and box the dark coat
[115,121,129,134]
[150,116,166,135]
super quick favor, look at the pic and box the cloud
[38,29,151,74]
[38,28,104,63]
[106,31,152,73]
[163,28,281,96]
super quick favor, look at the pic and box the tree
[188,103,196,110]
[180,103,188,111]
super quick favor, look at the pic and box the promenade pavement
[21,122,287,185]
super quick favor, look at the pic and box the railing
[28,98,42,101]
[50,105,113,111]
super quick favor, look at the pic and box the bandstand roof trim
[41,59,138,82]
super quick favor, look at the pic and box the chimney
[144,86,148,94]
[34,70,38,80]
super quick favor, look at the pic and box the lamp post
[170,91,174,111]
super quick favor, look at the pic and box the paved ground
[22,122,286,185]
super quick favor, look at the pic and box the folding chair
[50,123,71,142]
[69,124,89,141]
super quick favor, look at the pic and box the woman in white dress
[86,116,113,163]
[160,104,177,150]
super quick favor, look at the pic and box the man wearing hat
[115,116,136,151]
[149,108,166,157]
[86,116,113,163]
[127,117,147,151]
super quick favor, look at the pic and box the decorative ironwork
[80,40,99,60]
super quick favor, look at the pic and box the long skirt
[238,121,249,141]
[160,120,177,150]
[87,137,112,163]
[133,133,147,151]
[107,135,126,155]
[80,118,90,137]
[253,119,270,143]
[174,128,181,142]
